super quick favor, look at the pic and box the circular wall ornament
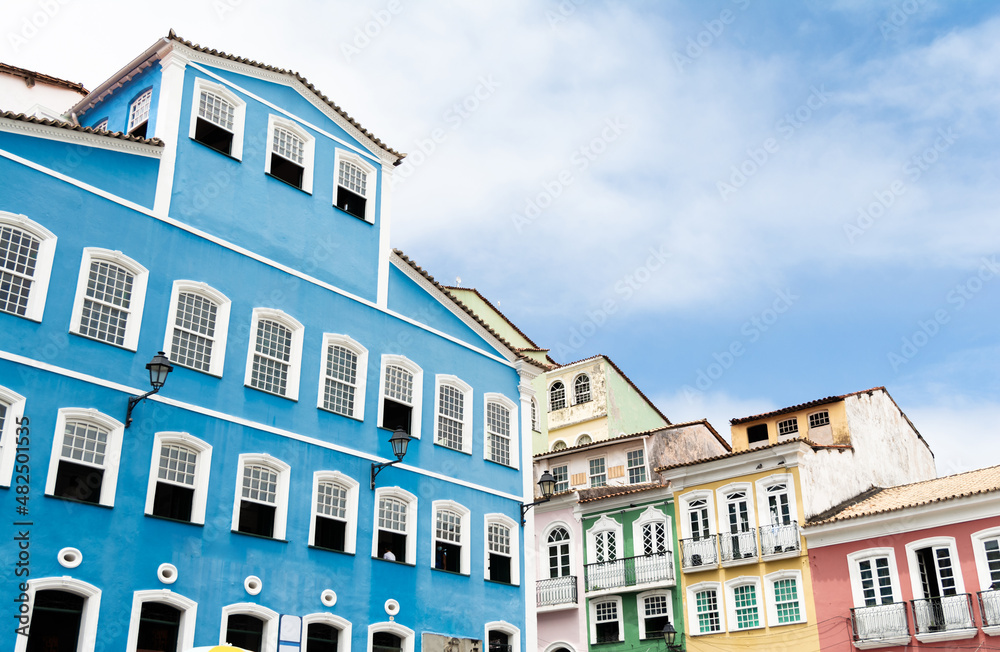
[58,547,82,569]
[385,599,400,616]
[245,575,262,595]
[157,563,178,584]
[321,589,337,607]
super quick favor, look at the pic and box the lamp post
[370,427,411,489]
[662,620,682,651]
[125,351,173,428]
[519,470,556,525]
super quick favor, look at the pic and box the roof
[552,354,671,426]
[392,250,548,370]
[0,111,164,146]
[534,419,728,459]
[806,465,1000,526]
[655,437,815,473]
[578,481,669,504]
[0,63,88,94]
[443,286,544,351]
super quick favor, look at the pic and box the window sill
[244,382,298,402]
[45,493,113,509]
[372,556,414,566]
[231,529,288,543]
[190,137,241,162]
[333,204,374,224]
[431,567,469,577]
[768,620,807,627]
[309,545,354,556]
[145,513,203,527]
[591,640,624,646]
[265,171,312,195]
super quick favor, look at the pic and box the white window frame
[128,88,153,135]
[309,470,359,554]
[904,536,966,598]
[587,514,624,563]
[573,373,591,404]
[636,589,675,640]
[143,431,213,525]
[303,613,353,652]
[162,280,231,377]
[679,490,717,539]
[367,622,414,652]
[764,569,807,626]
[93,118,109,131]
[430,499,471,574]
[126,589,197,652]
[189,77,247,160]
[550,439,568,452]
[588,456,607,487]
[484,393,519,468]
[377,354,423,439]
[485,621,521,652]
[14,576,102,652]
[549,380,566,411]
[433,375,473,454]
[243,307,305,401]
[531,397,539,432]
[0,385,26,487]
[231,453,291,540]
[317,333,368,420]
[589,596,624,644]
[333,148,378,223]
[716,482,756,532]
[754,473,798,526]
[575,433,592,447]
[0,211,57,322]
[44,408,124,507]
[777,417,799,438]
[69,247,149,351]
[808,410,830,429]
[632,506,671,557]
[971,527,1000,591]
[372,486,418,563]
[724,576,765,632]
[847,547,904,607]
[686,581,725,636]
[626,447,647,484]
[544,521,575,578]
[220,602,279,651]
[265,114,315,194]
[550,463,569,493]
[484,513,520,585]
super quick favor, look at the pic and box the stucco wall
[534,501,587,652]
[604,364,669,438]
[0,74,82,117]
[648,423,729,471]
[546,360,608,433]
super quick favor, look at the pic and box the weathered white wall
[546,360,608,432]
[0,75,81,118]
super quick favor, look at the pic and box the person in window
[382,547,396,561]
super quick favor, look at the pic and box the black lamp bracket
[125,387,161,429]
[371,459,401,490]
[519,497,550,526]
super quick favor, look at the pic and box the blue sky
[6,0,998,474]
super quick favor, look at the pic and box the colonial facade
[0,32,542,652]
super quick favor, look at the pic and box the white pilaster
[152,47,189,217]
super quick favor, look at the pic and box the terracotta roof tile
[655,437,815,473]
[0,111,164,146]
[535,419,727,459]
[0,62,88,94]
[578,481,668,503]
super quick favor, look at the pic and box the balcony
[850,603,910,649]
[979,590,1000,635]
[719,529,758,565]
[759,522,800,557]
[911,594,976,643]
[584,552,675,593]
[537,575,577,607]
[680,536,719,571]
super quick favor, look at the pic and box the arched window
[302,614,352,652]
[126,589,197,652]
[576,434,592,447]
[574,374,591,404]
[144,431,212,524]
[221,603,279,652]
[379,355,423,438]
[486,399,511,465]
[432,499,470,574]
[16,577,101,652]
[266,115,315,192]
[549,381,566,411]
[310,471,359,554]
[45,408,124,507]
[128,88,153,138]
[335,150,378,223]
[548,527,571,577]
[0,385,27,487]
[551,440,567,452]
[69,248,149,350]
[244,308,305,400]
[484,622,520,652]
[319,334,368,420]
[368,622,414,652]
[164,281,231,377]
[232,454,291,540]
[485,514,519,585]
[373,487,417,563]
[0,211,56,322]
[190,78,247,159]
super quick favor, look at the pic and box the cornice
[0,117,163,157]
[659,441,809,490]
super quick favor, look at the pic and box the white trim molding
[0,385,27,487]
[434,374,473,455]
[244,307,305,401]
[265,114,315,194]
[724,575,765,632]
[372,486,418,564]
[144,431,213,524]
[309,470,360,555]
[485,621,521,652]
[763,569,807,627]
[231,453,292,540]
[162,280,232,377]
[377,354,423,439]
[0,211,57,322]
[366,621,414,652]
[430,498,471,575]
[302,613,353,652]
[317,333,368,421]
[189,76,247,160]
[333,148,378,223]
[126,588,197,652]
[485,513,520,586]
[588,595,624,644]
[686,581,725,636]
[15,576,102,652]
[484,392,518,468]
[221,602,279,651]
[69,247,149,351]
[44,407,125,507]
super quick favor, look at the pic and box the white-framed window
[587,514,623,589]
[0,385,26,487]
[0,211,57,321]
[777,417,798,437]
[265,114,315,193]
[431,499,470,574]
[220,603,279,651]
[485,513,519,585]
[93,118,109,131]
[367,622,414,652]
[549,381,566,411]
[128,88,153,138]
[808,410,830,429]
[686,581,724,635]
[550,439,567,452]
[575,433,592,446]
[626,448,646,484]
[718,483,754,534]
[317,333,368,420]
[334,149,377,222]
[144,432,212,525]
[189,77,247,159]
[485,393,518,467]
[847,548,903,607]
[724,576,764,631]
[163,280,231,377]
[904,536,966,599]
[531,397,539,432]
[303,613,352,652]
[44,408,124,507]
[546,523,572,578]
[589,597,624,644]
[69,247,149,351]
[632,506,670,557]
[588,457,607,487]
[764,570,807,626]
[378,355,423,438]
[310,471,359,554]
[679,491,716,540]
[244,308,304,400]
[373,486,417,564]
[125,589,197,652]
[485,621,521,652]
[755,475,796,526]
[573,374,591,404]
[231,453,291,540]
[434,375,472,454]
[637,590,674,639]
[971,527,1000,591]
[14,577,102,652]
[551,464,569,493]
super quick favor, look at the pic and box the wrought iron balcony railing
[719,528,758,563]
[680,535,718,570]
[850,602,910,644]
[979,590,1000,628]
[584,552,675,592]
[537,575,577,607]
[911,594,975,635]
[759,522,800,556]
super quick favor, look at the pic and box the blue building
[0,31,544,652]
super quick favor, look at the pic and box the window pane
[62,421,108,466]
[774,578,800,623]
[809,411,830,428]
[128,89,152,131]
[317,481,347,519]
[157,444,197,486]
[323,345,357,416]
[487,402,510,465]
[437,385,464,450]
[80,260,133,345]
[199,91,235,130]
[733,585,759,629]
[696,590,721,633]
[338,160,367,196]
[488,523,510,554]
[549,382,565,410]
[0,225,39,316]
[251,319,291,395]
[242,465,278,504]
[627,449,646,483]
[385,365,413,403]
[574,375,590,403]
[436,509,462,542]
[172,292,218,372]
[379,497,407,532]
[273,126,304,164]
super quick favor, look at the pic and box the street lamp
[662,620,682,651]
[125,351,173,428]
[371,427,411,489]
[519,470,556,525]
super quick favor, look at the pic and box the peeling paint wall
[649,423,730,471]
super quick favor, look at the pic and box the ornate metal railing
[850,602,909,643]
[537,575,577,606]
[979,590,1000,627]
[719,528,758,563]
[759,522,800,556]
[680,536,718,570]
[584,552,674,591]
[911,594,975,634]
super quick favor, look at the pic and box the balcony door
[914,545,972,630]
[548,527,571,578]
[589,525,624,589]
[635,520,669,584]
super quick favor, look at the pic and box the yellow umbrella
[187,647,250,652]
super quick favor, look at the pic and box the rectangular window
[79,260,134,346]
[435,509,462,573]
[733,585,760,629]
[487,402,511,465]
[54,421,108,504]
[986,539,1000,585]
[436,385,464,451]
[696,590,721,633]
[589,458,607,487]
[777,418,798,436]
[251,319,292,396]
[627,449,646,484]
[859,557,894,606]
[488,523,512,583]
[238,464,278,538]
[336,159,369,220]
[808,411,830,428]
[382,365,414,433]
[171,292,218,373]
[551,465,569,493]
[774,578,801,623]
[377,496,408,561]
[152,444,197,522]
[642,595,671,639]
[314,481,348,552]
[689,499,711,540]
[746,423,768,445]
[128,89,152,138]
[594,601,620,643]
[323,345,358,417]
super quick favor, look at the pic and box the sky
[4,0,999,475]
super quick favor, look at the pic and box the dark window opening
[488,631,511,652]
[595,622,619,644]
[129,121,148,139]
[377,529,407,562]
[307,623,340,652]
[152,482,194,522]
[238,500,276,538]
[314,516,346,552]
[643,615,670,639]
[194,118,234,156]
[435,541,461,572]
[26,590,84,652]
[136,601,182,652]
[372,632,402,652]
[54,461,104,504]
[227,614,265,652]
[489,553,511,584]
[382,399,411,433]
[747,424,769,444]
[336,186,367,220]
[270,154,304,189]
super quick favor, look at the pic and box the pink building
[804,466,1000,650]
